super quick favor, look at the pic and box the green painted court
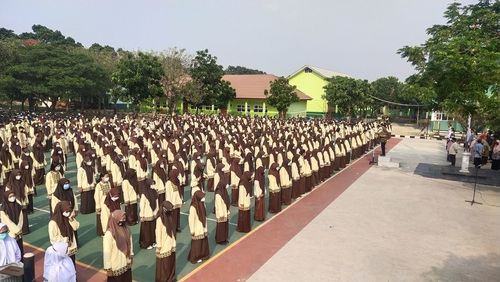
[24,152,283,281]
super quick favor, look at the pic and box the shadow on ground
[413,163,500,189]
[421,253,500,282]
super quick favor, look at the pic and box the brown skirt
[22,209,29,235]
[108,268,132,282]
[215,221,229,244]
[298,177,306,196]
[96,214,104,236]
[339,156,346,169]
[27,194,34,214]
[158,193,166,205]
[173,208,180,232]
[126,203,138,226]
[262,156,269,169]
[140,220,156,249]
[80,190,96,214]
[268,192,281,214]
[281,188,292,205]
[155,253,176,282]
[231,188,238,207]
[207,178,214,192]
[305,176,312,193]
[346,152,351,164]
[34,168,45,186]
[237,209,251,233]
[333,158,340,170]
[291,180,300,199]
[188,237,210,263]
[254,197,266,222]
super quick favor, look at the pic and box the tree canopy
[323,76,372,118]
[398,0,499,126]
[264,77,299,118]
[224,65,266,75]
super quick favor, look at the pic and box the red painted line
[24,244,107,282]
[184,139,401,281]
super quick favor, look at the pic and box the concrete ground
[249,139,500,282]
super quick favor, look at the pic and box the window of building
[236,104,245,112]
[205,105,212,110]
[254,105,263,112]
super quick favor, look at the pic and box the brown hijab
[191,191,207,228]
[255,166,266,195]
[6,169,25,201]
[0,190,21,224]
[81,156,94,185]
[157,201,175,237]
[214,176,230,210]
[107,210,132,257]
[140,178,158,211]
[51,201,74,244]
[104,188,121,212]
[52,178,75,208]
[123,168,139,194]
[239,171,253,195]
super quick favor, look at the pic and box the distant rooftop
[288,65,351,79]
[223,74,311,100]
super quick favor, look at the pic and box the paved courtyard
[248,139,500,282]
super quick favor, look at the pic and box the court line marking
[179,144,382,281]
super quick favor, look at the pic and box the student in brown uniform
[103,210,134,282]
[268,163,281,214]
[280,159,292,205]
[45,162,63,216]
[77,156,96,214]
[95,173,112,236]
[5,170,30,234]
[188,190,209,263]
[214,175,230,244]
[229,158,242,207]
[101,188,122,237]
[139,179,158,249]
[20,160,35,214]
[237,171,252,233]
[122,169,139,226]
[253,166,266,221]
[0,190,24,256]
[165,169,182,233]
[205,150,217,192]
[155,201,176,282]
[49,201,79,265]
[152,159,168,204]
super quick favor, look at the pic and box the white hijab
[43,242,76,282]
[0,223,21,266]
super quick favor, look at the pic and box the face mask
[63,183,71,190]
[118,221,126,226]
[102,177,109,183]
[0,233,7,240]
[160,164,164,168]
[276,166,280,171]
[111,196,119,202]
[86,161,92,166]
[24,152,30,156]
[15,175,21,180]
[56,144,60,148]
[92,154,96,157]
[58,151,62,154]
[55,166,61,171]
[156,145,160,148]
[24,165,29,169]
[122,159,127,163]
[63,211,71,217]
[201,198,205,203]
[8,197,16,203]
[141,154,145,158]
[16,142,19,146]
[150,185,156,190]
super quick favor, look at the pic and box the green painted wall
[289,70,328,116]
[177,98,306,117]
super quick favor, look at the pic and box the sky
[1,0,478,81]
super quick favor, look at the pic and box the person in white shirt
[43,241,76,282]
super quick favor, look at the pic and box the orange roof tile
[223,74,311,100]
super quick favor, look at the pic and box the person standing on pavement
[377,124,390,157]
[448,138,460,166]
[473,139,484,167]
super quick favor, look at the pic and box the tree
[398,0,500,123]
[19,24,83,47]
[0,28,18,40]
[264,77,299,118]
[157,48,192,113]
[224,65,266,74]
[323,76,371,119]
[112,52,164,111]
[190,49,235,113]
